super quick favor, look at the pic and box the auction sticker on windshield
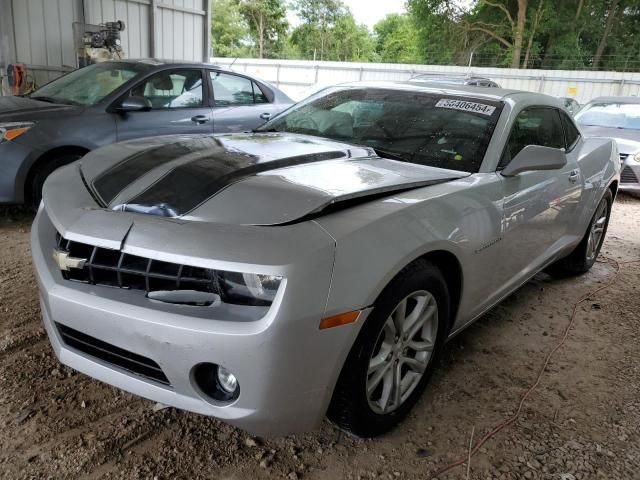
[436,99,496,116]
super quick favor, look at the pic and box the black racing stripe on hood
[92,141,214,205]
[115,150,347,217]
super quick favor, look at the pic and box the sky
[287,0,408,30]
[343,0,407,29]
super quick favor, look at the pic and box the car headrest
[152,75,173,91]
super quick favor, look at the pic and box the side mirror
[117,96,152,112]
[501,145,567,177]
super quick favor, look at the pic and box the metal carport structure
[0,0,212,94]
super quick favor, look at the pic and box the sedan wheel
[367,291,438,414]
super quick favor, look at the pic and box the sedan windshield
[575,102,640,130]
[30,62,146,106]
[258,88,503,172]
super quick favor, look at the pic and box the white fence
[211,57,640,104]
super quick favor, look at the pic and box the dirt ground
[0,195,639,480]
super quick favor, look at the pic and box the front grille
[620,153,629,162]
[621,166,639,184]
[56,233,216,294]
[56,322,171,386]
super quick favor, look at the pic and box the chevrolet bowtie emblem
[52,248,87,271]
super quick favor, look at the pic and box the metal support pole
[149,0,158,58]
[276,63,281,88]
[203,0,211,62]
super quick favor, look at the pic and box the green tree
[239,0,289,58]
[211,0,250,58]
[373,14,421,64]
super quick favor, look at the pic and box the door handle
[191,115,210,124]
[259,112,271,120]
[568,170,579,183]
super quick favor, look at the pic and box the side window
[210,71,267,106]
[560,111,581,150]
[253,83,268,104]
[130,70,203,109]
[499,107,565,168]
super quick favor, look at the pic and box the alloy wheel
[366,290,439,414]
[586,198,609,262]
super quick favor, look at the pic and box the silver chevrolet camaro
[32,82,619,438]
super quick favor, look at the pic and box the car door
[495,106,583,292]
[208,70,280,133]
[114,68,213,141]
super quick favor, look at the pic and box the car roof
[588,96,640,104]
[109,58,224,69]
[332,80,558,104]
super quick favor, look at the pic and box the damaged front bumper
[31,202,367,436]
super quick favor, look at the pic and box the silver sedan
[575,96,640,195]
[32,83,619,437]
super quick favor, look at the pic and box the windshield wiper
[371,147,410,163]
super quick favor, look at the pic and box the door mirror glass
[501,145,567,177]
[118,96,152,112]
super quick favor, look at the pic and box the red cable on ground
[431,257,640,478]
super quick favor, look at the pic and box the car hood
[580,125,640,154]
[64,132,469,226]
[0,95,78,121]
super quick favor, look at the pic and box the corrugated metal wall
[0,0,210,94]
[212,58,640,104]
[156,0,206,62]
[7,0,82,85]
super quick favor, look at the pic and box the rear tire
[327,259,449,437]
[30,154,83,209]
[548,189,612,276]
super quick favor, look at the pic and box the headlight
[216,271,282,306]
[0,122,34,143]
[634,152,640,163]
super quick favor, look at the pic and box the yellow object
[567,86,578,95]
[2,127,30,141]
[454,154,463,161]
[319,310,361,330]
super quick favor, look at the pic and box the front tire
[549,189,613,276]
[327,259,449,437]
[30,153,83,209]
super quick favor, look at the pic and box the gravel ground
[0,195,638,480]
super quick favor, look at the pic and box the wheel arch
[23,145,91,202]
[416,249,463,333]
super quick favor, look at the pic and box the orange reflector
[3,127,29,141]
[319,310,361,330]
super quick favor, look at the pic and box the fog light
[217,365,238,393]
[193,362,240,403]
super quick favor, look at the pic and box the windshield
[30,62,146,106]
[575,102,640,130]
[258,87,503,173]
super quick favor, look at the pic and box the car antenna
[229,57,239,69]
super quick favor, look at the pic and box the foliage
[238,0,288,58]
[289,0,375,61]
[211,0,251,58]
[373,14,421,64]
[211,0,640,70]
